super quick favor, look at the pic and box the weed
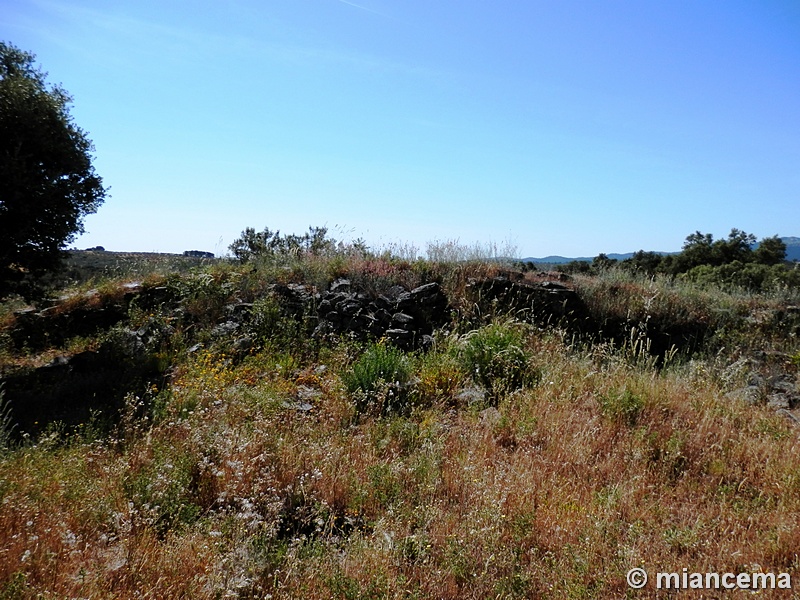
[343,342,413,415]
[0,385,16,453]
[123,443,204,537]
[459,321,537,402]
[598,387,645,426]
[247,295,305,350]
[413,348,465,407]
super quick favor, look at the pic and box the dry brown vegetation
[0,251,798,599]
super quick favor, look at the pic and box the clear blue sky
[3,0,799,257]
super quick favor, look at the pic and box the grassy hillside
[0,248,798,598]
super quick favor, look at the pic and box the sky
[3,0,799,258]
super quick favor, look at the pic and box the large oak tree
[0,41,106,298]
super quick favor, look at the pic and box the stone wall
[313,279,449,349]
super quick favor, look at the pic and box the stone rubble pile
[314,279,449,349]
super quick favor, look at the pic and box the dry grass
[1,259,799,598]
[2,329,799,598]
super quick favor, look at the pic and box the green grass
[458,321,538,403]
[343,341,414,416]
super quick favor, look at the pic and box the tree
[0,41,106,298]
[711,228,755,265]
[621,250,663,275]
[753,235,786,265]
[674,231,715,272]
[229,225,337,263]
[593,253,617,271]
[671,229,756,274]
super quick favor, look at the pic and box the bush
[229,225,340,263]
[598,387,645,426]
[459,321,536,402]
[167,269,240,325]
[684,262,800,292]
[246,295,305,349]
[343,342,413,415]
[412,349,465,407]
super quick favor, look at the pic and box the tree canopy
[0,41,107,298]
[558,229,794,290]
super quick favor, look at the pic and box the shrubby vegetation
[228,226,355,263]
[458,321,537,403]
[343,341,414,416]
[560,228,799,292]
[0,228,798,598]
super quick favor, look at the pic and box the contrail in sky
[335,0,381,15]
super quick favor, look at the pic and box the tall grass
[458,321,538,403]
[0,247,798,598]
[425,238,519,264]
[0,385,15,453]
[343,342,414,416]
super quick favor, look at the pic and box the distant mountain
[522,252,671,265]
[781,237,800,262]
[523,237,800,265]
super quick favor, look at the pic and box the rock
[271,283,315,318]
[311,321,335,339]
[728,368,800,413]
[383,285,407,301]
[385,328,413,348]
[726,385,762,405]
[480,406,502,426]
[420,334,435,351]
[325,310,344,325]
[45,355,71,368]
[68,350,106,372]
[226,302,254,322]
[375,295,395,311]
[365,314,385,336]
[10,302,129,351]
[212,321,240,338]
[374,308,392,326]
[329,278,351,293]
[456,387,487,406]
[768,393,792,410]
[232,335,255,353]
[282,400,313,412]
[340,300,362,317]
[466,277,589,331]
[3,327,157,437]
[100,328,146,359]
[297,385,322,403]
[313,281,449,350]
[391,312,415,328]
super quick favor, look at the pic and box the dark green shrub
[167,270,239,325]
